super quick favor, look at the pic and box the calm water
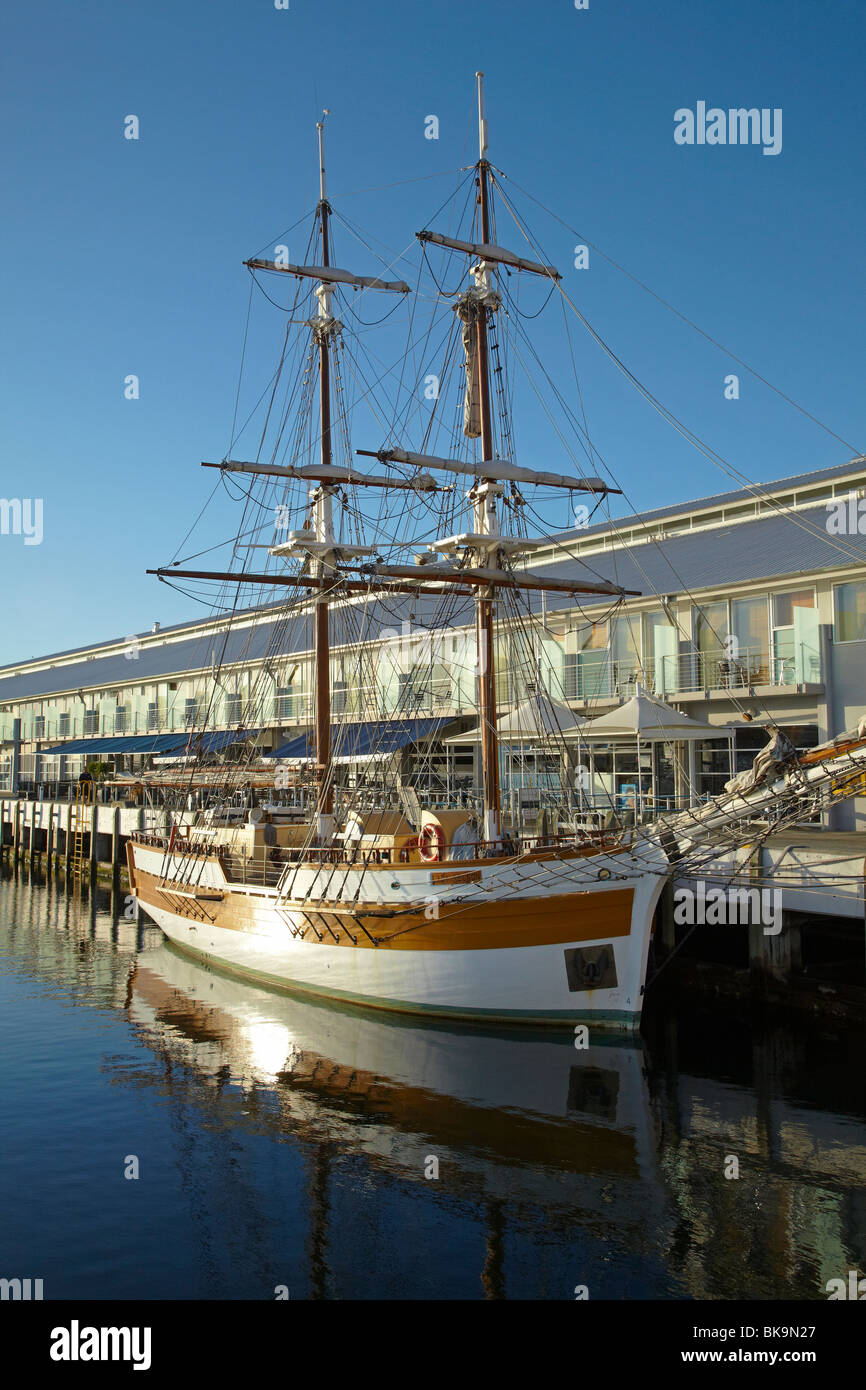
[0,867,864,1300]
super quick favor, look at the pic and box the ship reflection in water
[0,872,864,1300]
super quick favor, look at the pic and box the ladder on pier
[70,780,94,879]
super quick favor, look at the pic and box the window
[694,601,727,654]
[398,671,427,712]
[834,581,866,643]
[570,621,610,699]
[84,709,98,735]
[772,589,816,682]
[34,715,45,738]
[274,686,294,720]
[644,611,678,694]
[730,596,768,658]
[114,706,127,733]
[147,702,159,731]
[609,614,641,668]
[692,601,727,687]
[225,694,242,724]
[59,713,70,736]
[184,698,199,727]
[773,589,814,627]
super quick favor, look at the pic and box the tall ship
[127,76,866,1028]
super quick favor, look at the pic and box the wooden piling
[111,805,120,881]
[46,801,55,866]
[90,801,99,878]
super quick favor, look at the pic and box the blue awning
[266,718,447,762]
[42,733,190,755]
[42,730,260,757]
[163,728,262,754]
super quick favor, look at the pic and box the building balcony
[563,647,823,706]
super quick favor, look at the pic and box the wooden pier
[0,795,156,885]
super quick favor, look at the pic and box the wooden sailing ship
[128,76,866,1028]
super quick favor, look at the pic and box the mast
[313,113,335,838]
[474,72,501,843]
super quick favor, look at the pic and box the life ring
[418,824,445,863]
[399,837,418,864]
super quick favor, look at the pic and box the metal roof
[0,592,474,704]
[533,503,866,619]
[554,456,866,543]
[1,498,863,705]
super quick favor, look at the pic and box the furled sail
[456,298,482,437]
[455,275,500,438]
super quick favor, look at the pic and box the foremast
[252,114,408,841]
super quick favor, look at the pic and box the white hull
[130,842,667,1029]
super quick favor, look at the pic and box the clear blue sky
[2,0,864,663]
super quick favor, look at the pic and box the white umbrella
[574,686,720,741]
[445,689,590,745]
[569,685,726,814]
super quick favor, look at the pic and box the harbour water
[1,868,864,1301]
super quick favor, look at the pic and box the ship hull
[128,841,667,1029]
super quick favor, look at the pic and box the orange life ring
[418,824,445,863]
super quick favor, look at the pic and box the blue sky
[1,0,864,662]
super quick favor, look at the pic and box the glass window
[644,610,675,660]
[610,614,641,666]
[834,581,866,642]
[694,601,727,654]
[730,596,768,656]
[773,589,814,627]
[577,621,607,652]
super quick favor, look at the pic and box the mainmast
[313,114,336,839]
[472,72,502,842]
[356,73,629,847]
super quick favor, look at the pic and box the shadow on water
[0,865,864,1299]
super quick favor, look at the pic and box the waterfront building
[2,457,865,828]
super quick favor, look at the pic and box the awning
[166,729,262,754]
[42,733,191,755]
[267,717,446,763]
[42,730,261,757]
